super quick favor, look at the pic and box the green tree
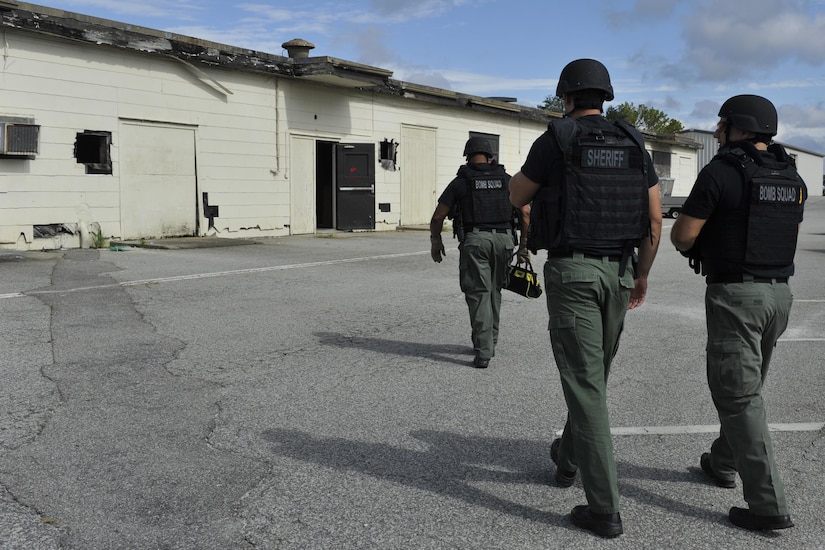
[538,95,565,113]
[605,102,684,133]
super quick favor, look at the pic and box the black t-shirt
[681,147,808,277]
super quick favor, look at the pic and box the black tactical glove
[430,235,446,263]
[679,246,702,275]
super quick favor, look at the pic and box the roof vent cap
[281,39,315,59]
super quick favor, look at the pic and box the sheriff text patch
[582,148,629,169]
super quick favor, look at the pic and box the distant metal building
[680,129,824,196]
[679,130,718,171]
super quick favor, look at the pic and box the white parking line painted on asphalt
[607,422,824,436]
[553,423,825,437]
[0,250,433,299]
[118,250,432,287]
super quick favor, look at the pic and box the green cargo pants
[458,230,514,360]
[544,252,635,514]
[705,278,792,516]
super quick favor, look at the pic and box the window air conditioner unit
[0,123,40,156]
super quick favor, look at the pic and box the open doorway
[316,140,336,229]
[314,141,375,231]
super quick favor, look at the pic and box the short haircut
[571,90,606,112]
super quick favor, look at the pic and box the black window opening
[652,150,671,178]
[468,131,500,161]
[75,131,112,174]
[379,138,398,171]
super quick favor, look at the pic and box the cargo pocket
[706,339,746,397]
[458,244,478,293]
[548,313,583,373]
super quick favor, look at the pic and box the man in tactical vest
[430,137,530,369]
[509,58,662,538]
[672,95,807,532]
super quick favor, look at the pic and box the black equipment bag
[504,257,542,299]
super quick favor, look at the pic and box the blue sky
[41,0,825,169]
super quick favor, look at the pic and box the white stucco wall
[0,27,551,249]
[783,145,824,194]
[0,30,282,248]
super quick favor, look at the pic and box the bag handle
[509,251,534,272]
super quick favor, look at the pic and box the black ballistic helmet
[463,137,493,158]
[556,58,614,101]
[718,94,777,136]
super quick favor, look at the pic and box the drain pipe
[77,221,91,248]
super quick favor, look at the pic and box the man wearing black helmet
[430,137,530,368]
[510,59,662,538]
[672,95,806,532]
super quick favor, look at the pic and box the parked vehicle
[659,178,685,218]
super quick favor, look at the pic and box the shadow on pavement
[314,331,475,367]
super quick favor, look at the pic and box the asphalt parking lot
[1,197,823,549]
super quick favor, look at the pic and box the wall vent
[0,122,40,157]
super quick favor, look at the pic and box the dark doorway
[335,143,375,231]
[316,141,335,229]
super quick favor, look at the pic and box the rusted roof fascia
[368,83,554,124]
[641,130,704,149]
[1,3,556,123]
[1,5,294,77]
[290,57,393,87]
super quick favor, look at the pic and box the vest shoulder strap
[717,147,760,182]
[548,118,578,151]
[613,121,646,152]
[550,118,646,155]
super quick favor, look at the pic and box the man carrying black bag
[430,137,530,369]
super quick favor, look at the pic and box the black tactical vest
[527,118,649,253]
[713,144,805,269]
[458,163,512,228]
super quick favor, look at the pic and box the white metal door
[289,135,316,235]
[673,155,697,196]
[400,125,437,226]
[119,121,196,240]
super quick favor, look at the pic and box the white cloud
[54,0,204,20]
[778,103,825,129]
[236,0,472,29]
[363,0,474,23]
[677,0,825,82]
[427,70,556,97]
[163,25,285,53]
[237,4,298,22]
[347,25,399,67]
[745,77,825,91]
[606,0,680,26]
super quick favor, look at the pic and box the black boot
[570,505,623,538]
[729,507,793,531]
